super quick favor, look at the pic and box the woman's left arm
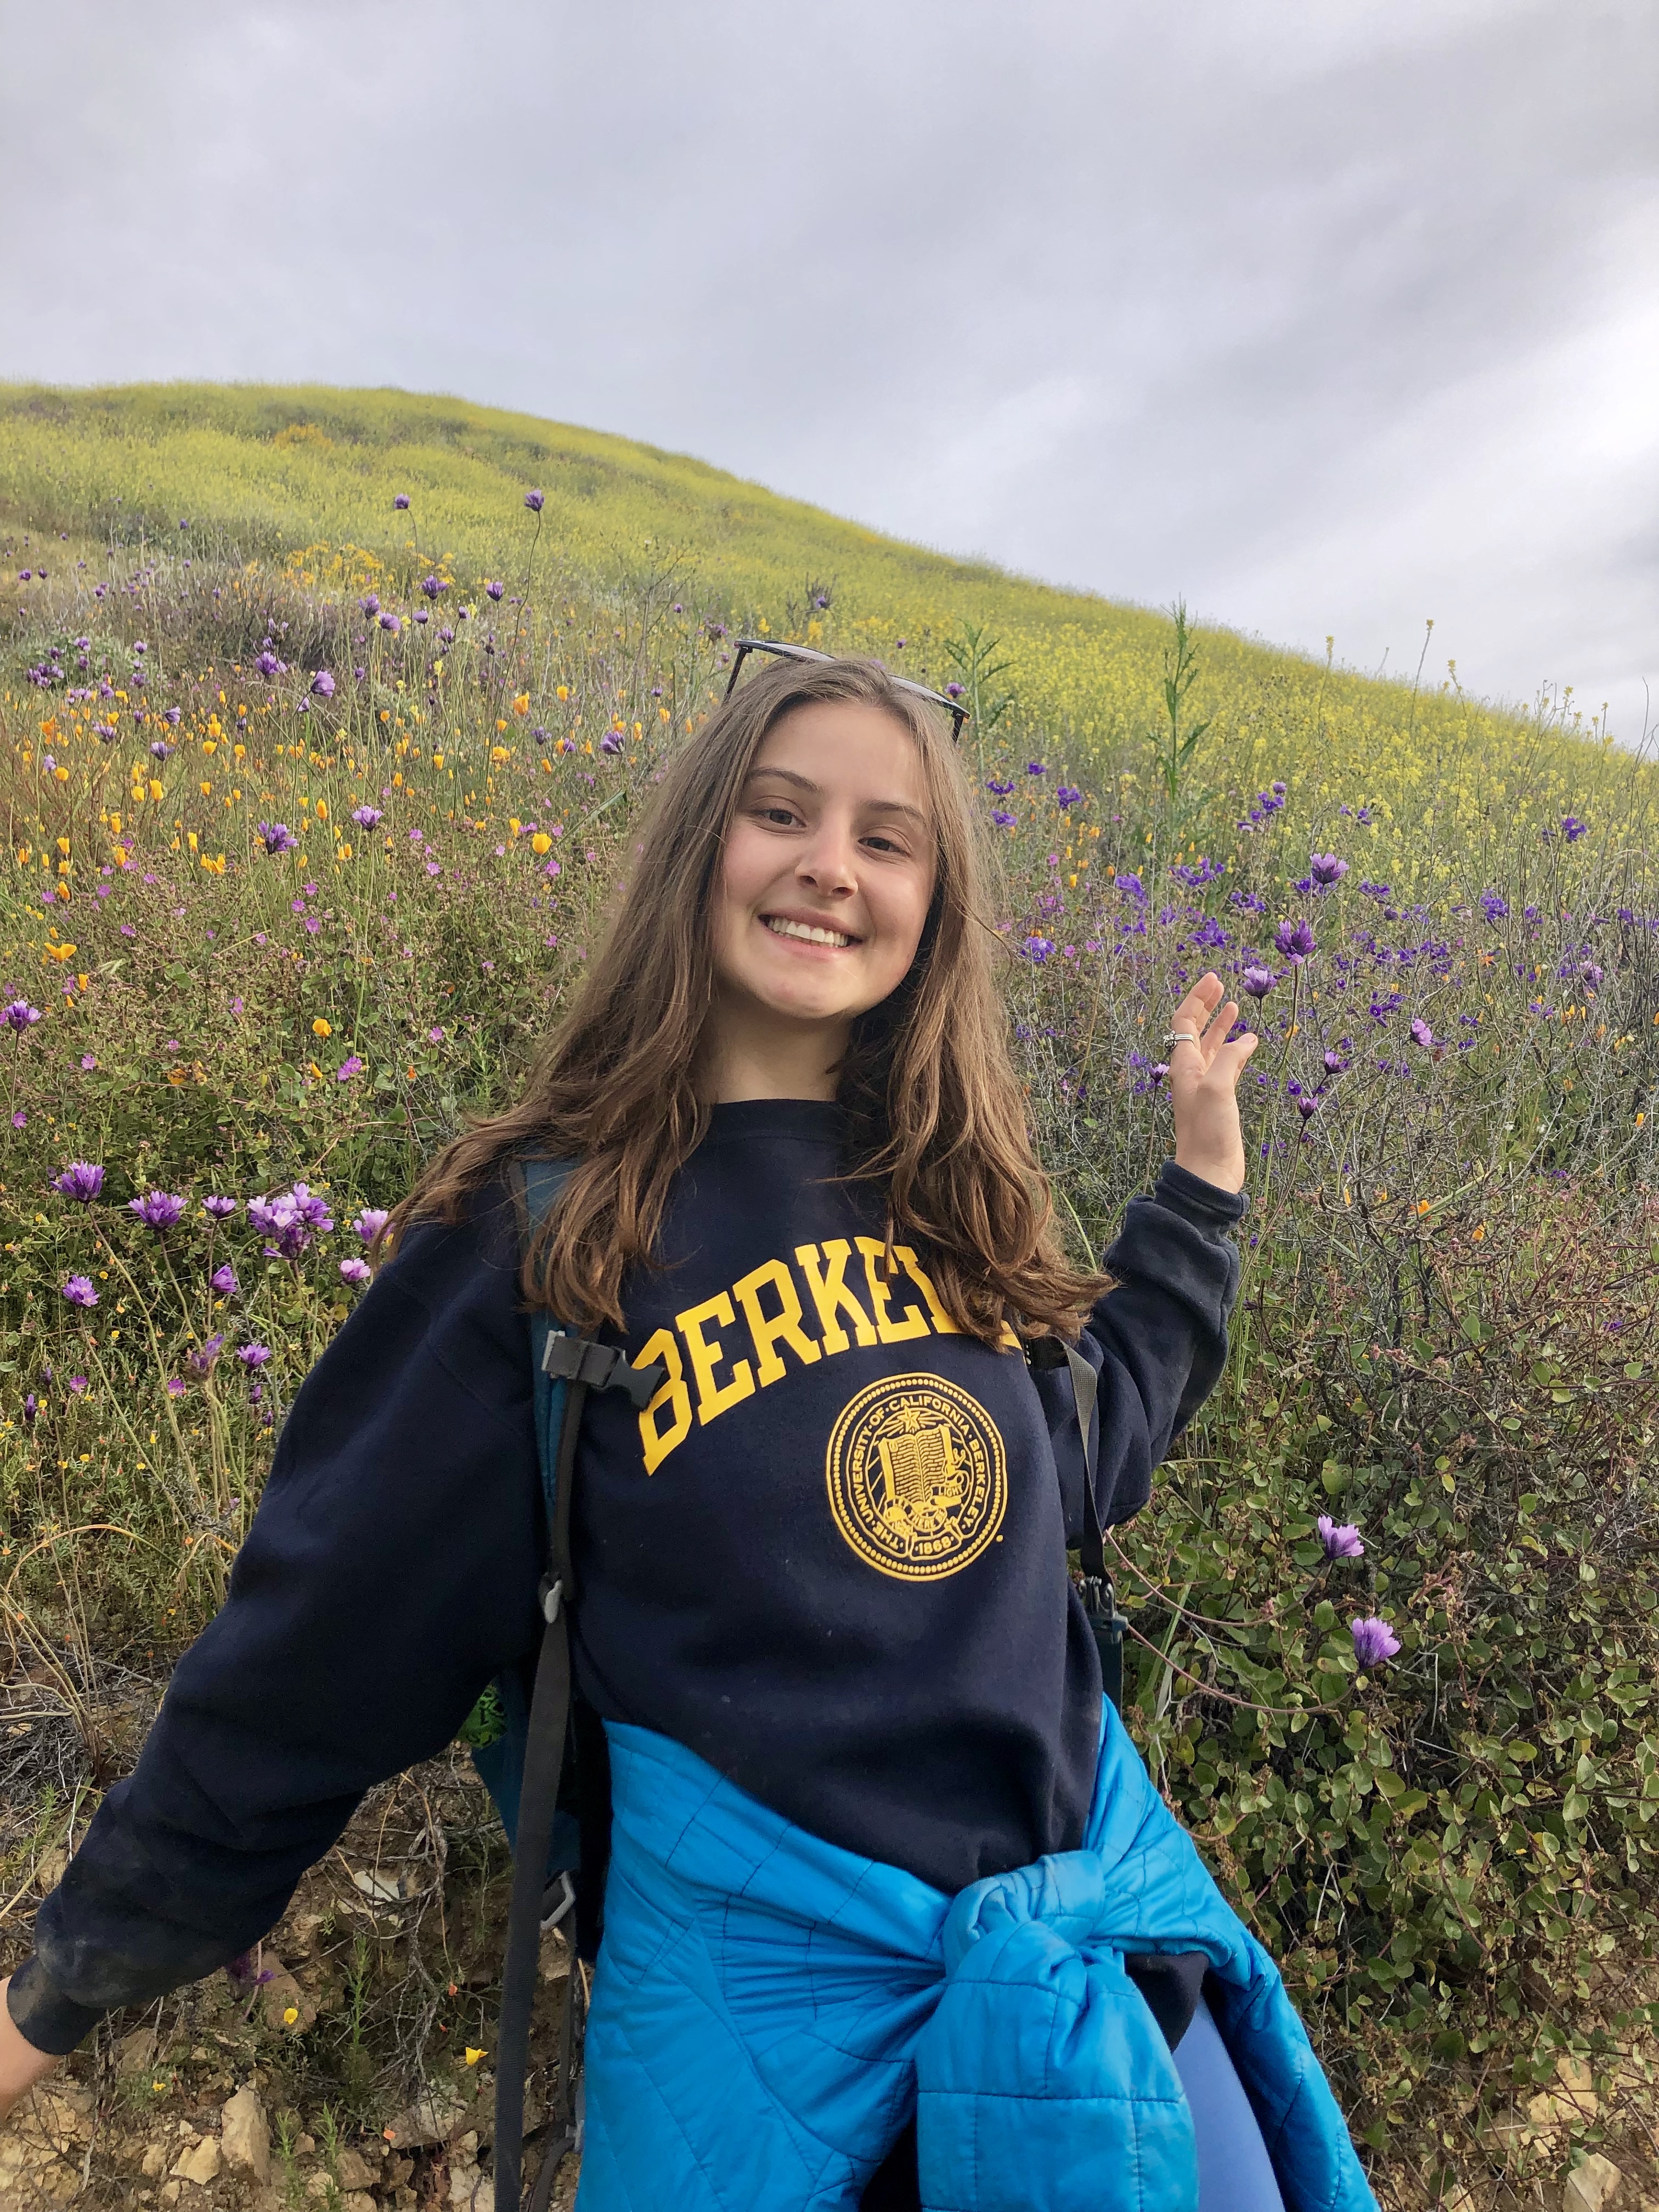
[1038,973,1256,1538]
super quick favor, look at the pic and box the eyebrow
[742,764,930,827]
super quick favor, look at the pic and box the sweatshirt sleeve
[6,1183,543,2056]
[1034,1161,1246,1548]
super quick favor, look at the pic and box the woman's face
[710,699,938,1046]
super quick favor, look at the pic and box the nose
[795,816,858,899]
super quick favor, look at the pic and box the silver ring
[1164,1031,1201,1047]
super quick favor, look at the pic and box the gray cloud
[2,0,1654,735]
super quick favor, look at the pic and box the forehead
[749,698,930,814]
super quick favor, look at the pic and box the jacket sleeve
[6,1186,543,2056]
[1034,1161,1246,1547]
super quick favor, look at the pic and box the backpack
[477,1154,1127,2212]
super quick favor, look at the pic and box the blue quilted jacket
[577,1707,1377,2212]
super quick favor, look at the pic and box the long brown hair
[385,654,1106,1344]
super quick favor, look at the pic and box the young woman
[1,654,1373,2210]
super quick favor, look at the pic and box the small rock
[383,2079,468,2148]
[1566,2155,1626,2212]
[1555,2055,1600,2116]
[171,2135,223,2186]
[221,2084,272,2181]
[342,2194,378,2212]
[142,2142,170,2177]
[337,2146,376,2188]
[117,2022,161,2078]
[160,2184,182,2208]
[257,1961,317,2032]
[449,2159,495,2211]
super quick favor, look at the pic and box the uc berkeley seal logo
[825,1373,1007,1581]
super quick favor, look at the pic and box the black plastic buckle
[542,1332,664,1410]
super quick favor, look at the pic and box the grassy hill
[2,381,1647,854]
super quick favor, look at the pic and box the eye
[755,803,800,828]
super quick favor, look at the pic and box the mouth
[760,912,860,950]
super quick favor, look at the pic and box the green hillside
[1,380,1643,847]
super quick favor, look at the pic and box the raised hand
[0,1977,60,2125]
[1164,972,1259,1194]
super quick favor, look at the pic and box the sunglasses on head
[723,637,970,743]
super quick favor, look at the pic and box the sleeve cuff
[6,1954,106,2056]
[1153,1160,1248,1227]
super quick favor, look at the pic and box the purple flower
[150,737,173,760]
[22,1393,38,1423]
[1480,891,1509,923]
[486,580,505,602]
[945,681,964,699]
[92,720,117,741]
[210,1263,239,1296]
[1056,785,1082,808]
[202,1194,238,1219]
[1274,917,1316,963]
[358,593,380,616]
[600,730,625,756]
[352,1207,390,1244]
[188,1332,226,1376]
[4,999,43,1033]
[990,810,1017,829]
[1308,854,1348,888]
[1023,936,1055,963]
[236,1342,273,1370]
[379,611,401,635]
[420,574,448,597]
[524,488,545,512]
[336,1056,364,1081]
[351,805,382,830]
[393,493,411,510]
[129,1190,185,1232]
[986,777,1014,796]
[1409,1018,1435,1051]
[1562,816,1588,842]
[71,1376,91,1396]
[61,1275,98,1308]
[249,1182,335,1259]
[258,822,298,856]
[1358,882,1392,903]
[52,1161,105,1203]
[339,1256,371,1286]
[1350,1615,1401,1668]
[1025,761,1046,777]
[311,669,336,698]
[1116,872,1147,904]
[1240,964,1277,998]
[254,650,286,678]
[1317,1514,1364,1559]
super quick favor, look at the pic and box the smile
[762,915,857,949]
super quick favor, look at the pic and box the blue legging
[857,1993,1285,2210]
[1176,1995,1286,2212]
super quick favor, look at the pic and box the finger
[1169,975,1223,1057]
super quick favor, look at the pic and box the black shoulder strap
[1059,1341,1130,1714]
[494,1161,662,2212]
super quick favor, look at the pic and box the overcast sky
[2,0,1655,740]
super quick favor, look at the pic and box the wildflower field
[2,382,1658,2209]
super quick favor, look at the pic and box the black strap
[1060,1342,1129,1713]
[494,1334,662,2212]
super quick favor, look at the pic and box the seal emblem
[825,1373,1007,1581]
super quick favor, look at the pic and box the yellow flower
[465,2046,486,2067]
[315,799,328,821]
[432,752,445,769]
[313,1018,333,1038]
[44,943,77,962]
[531,832,551,855]
[556,685,569,701]
[149,778,163,801]
[283,2006,298,2027]
[201,853,226,874]
[512,693,531,715]
[491,746,509,764]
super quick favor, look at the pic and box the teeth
[764,916,853,949]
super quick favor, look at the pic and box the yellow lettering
[732,1258,821,1386]
[636,1327,692,1472]
[794,1241,879,1354]
[855,1237,930,1344]
[675,1291,756,1424]
[894,1246,960,1334]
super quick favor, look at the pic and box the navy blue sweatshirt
[8,1102,1244,2054]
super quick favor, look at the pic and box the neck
[700,997,849,1104]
